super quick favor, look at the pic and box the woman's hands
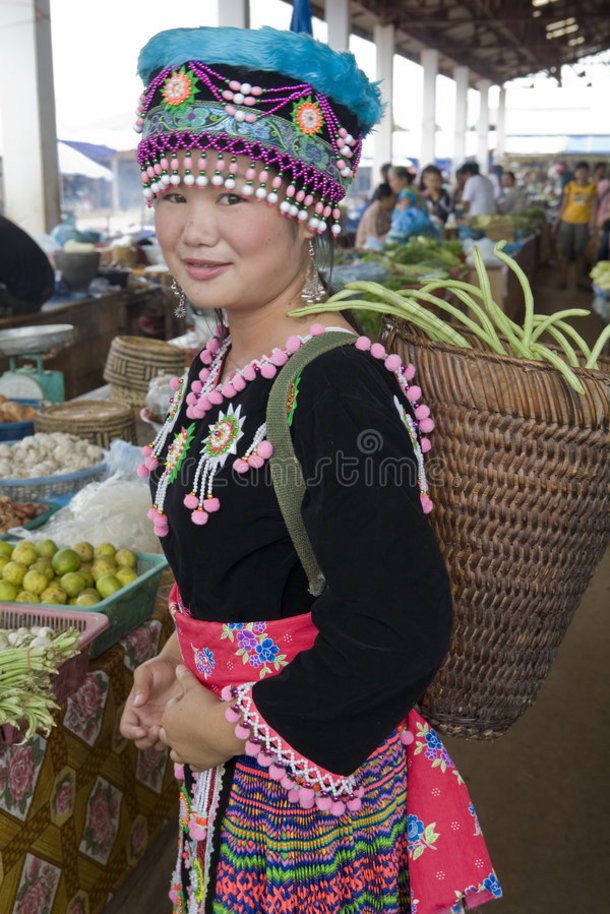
[159,666,245,771]
[120,631,183,749]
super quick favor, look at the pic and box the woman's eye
[219,193,244,206]
[162,192,187,204]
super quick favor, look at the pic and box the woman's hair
[419,164,442,190]
[390,166,413,185]
[371,182,394,202]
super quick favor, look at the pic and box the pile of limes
[0,540,139,605]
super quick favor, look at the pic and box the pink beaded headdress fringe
[135,26,383,236]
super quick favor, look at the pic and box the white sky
[1,0,608,162]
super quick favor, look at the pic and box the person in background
[497,171,528,215]
[387,165,421,209]
[0,215,55,316]
[420,164,452,225]
[354,182,395,250]
[489,164,503,200]
[379,161,392,184]
[459,161,497,217]
[595,171,610,263]
[552,160,598,289]
[593,162,607,185]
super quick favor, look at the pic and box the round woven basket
[103,336,184,407]
[34,400,137,448]
[381,317,610,739]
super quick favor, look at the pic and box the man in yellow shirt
[552,161,597,290]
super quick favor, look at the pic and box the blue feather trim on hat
[137,26,382,135]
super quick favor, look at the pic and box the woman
[420,165,453,226]
[386,166,432,244]
[120,26,501,914]
[355,182,395,249]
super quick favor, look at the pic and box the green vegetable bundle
[293,241,610,394]
[590,261,610,292]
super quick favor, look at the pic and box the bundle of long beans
[0,627,80,741]
[292,242,610,394]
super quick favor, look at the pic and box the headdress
[135,26,382,236]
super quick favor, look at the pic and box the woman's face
[423,171,442,194]
[154,154,311,316]
[388,168,407,195]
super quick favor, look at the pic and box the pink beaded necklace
[138,324,434,538]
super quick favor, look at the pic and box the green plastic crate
[42,551,168,658]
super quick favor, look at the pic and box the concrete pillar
[476,78,491,172]
[453,65,469,174]
[373,23,394,188]
[420,48,438,168]
[326,0,350,51]
[217,0,249,28]
[0,0,60,234]
[495,85,507,162]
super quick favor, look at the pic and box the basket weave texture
[103,335,184,407]
[381,317,610,739]
[34,400,137,447]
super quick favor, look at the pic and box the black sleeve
[251,346,453,775]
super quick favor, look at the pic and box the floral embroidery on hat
[161,66,199,109]
[293,97,325,136]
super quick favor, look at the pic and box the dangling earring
[301,240,326,304]
[170,277,187,317]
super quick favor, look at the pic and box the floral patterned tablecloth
[0,574,178,914]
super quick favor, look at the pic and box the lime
[22,569,49,596]
[2,561,28,587]
[91,558,117,581]
[115,549,137,570]
[30,560,54,581]
[77,568,94,589]
[73,542,95,563]
[94,543,116,559]
[40,584,68,605]
[75,590,101,606]
[0,541,12,559]
[0,580,18,601]
[116,568,138,587]
[16,590,38,603]
[11,543,38,567]
[51,548,81,576]
[96,573,122,599]
[35,539,58,558]
[0,555,10,571]
[60,571,87,597]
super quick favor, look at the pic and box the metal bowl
[0,324,75,356]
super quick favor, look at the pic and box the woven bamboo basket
[381,317,610,739]
[103,336,184,407]
[34,400,137,448]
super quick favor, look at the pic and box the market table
[0,571,179,914]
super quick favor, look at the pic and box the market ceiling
[309,0,610,86]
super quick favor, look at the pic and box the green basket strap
[266,331,355,596]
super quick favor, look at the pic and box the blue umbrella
[290,0,313,35]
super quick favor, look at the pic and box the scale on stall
[0,324,75,402]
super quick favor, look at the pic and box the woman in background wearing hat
[120,26,501,914]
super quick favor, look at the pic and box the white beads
[280,200,291,213]
[255,186,267,200]
[183,173,195,186]
[170,173,181,186]
[224,177,236,190]
[161,173,171,185]
[196,174,208,187]
[234,109,246,123]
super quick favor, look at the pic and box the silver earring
[301,240,326,304]
[170,277,187,317]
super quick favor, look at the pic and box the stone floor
[103,264,610,914]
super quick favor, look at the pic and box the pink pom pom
[243,364,257,381]
[233,375,246,391]
[171,376,182,390]
[183,493,199,509]
[288,788,300,804]
[385,353,402,372]
[404,363,416,381]
[355,336,371,351]
[186,392,198,406]
[199,395,211,411]
[421,437,432,453]
[269,764,285,781]
[286,335,302,353]
[234,723,250,741]
[281,775,297,791]
[271,350,288,366]
[298,787,315,809]
[419,417,435,434]
[192,406,206,420]
[147,507,159,520]
[220,685,234,701]
[137,464,150,478]
[200,351,213,365]
[191,380,202,394]
[185,407,196,420]
[199,368,210,382]
[260,363,277,379]
[420,494,434,514]
[346,795,362,812]
[315,793,332,811]
[257,440,273,459]
[406,385,422,402]
[221,383,236,398]
[205,497,220,512]
[154,524,169,537]
[191,509,209,525]
[310,323,325,336]
[415,404,430,420]
[141,445,153,457]
[370,342,386,359]
[233,458,249,474]
[400,729,415,746]
[256,750,273,768]
[209,390,224,405]
[249,454,264,469]
[355,787,365,799]
[330,800,346,817]
[224,704,241,723]
[207,338,219,353]
[169,889,180,904]
[189,823,207,841]
[245,739,260,757]
[145,456,159,471]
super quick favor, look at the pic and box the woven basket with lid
[103,336,185,407]
[34,400,137,448]
[381,317,610,739]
